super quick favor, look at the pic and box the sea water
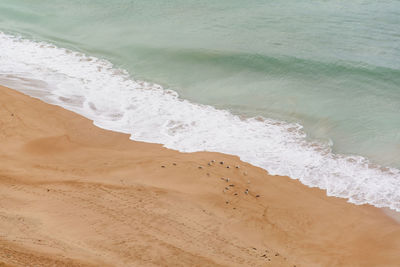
[0,0,399,211]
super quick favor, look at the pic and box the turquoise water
[1,0,399,167]
[1,1,400,209]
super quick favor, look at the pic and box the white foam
[1,32,399,211]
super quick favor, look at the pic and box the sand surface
[0,85,400,267]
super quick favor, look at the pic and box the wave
[128,44,400,87]
[1,32,399,211]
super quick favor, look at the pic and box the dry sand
[0,85,399,267]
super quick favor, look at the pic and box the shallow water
[0,1,399,210]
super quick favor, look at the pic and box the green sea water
[0,0,400,167]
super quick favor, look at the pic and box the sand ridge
[0,86,400,266]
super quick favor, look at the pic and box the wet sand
[0,85,399,266]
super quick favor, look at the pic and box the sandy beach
[0,85,399,266]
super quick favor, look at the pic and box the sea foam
[1,32,399,211]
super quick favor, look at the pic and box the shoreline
[1,85,400,266]
[2,28,399,213]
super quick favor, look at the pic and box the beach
[1,1,400,266]
[0,85,399,266]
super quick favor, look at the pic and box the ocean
[0,0,399,211]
